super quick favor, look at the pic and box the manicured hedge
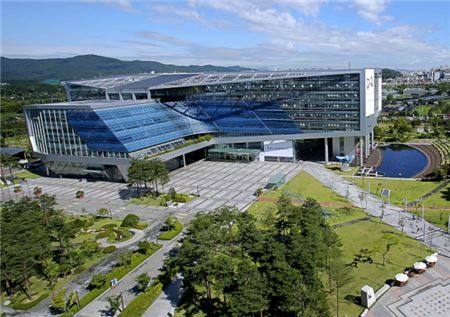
[121,214,140,228]
[118,280,164,317]
[67,245,161,315]
[158,221,183,240]
[102,245,117,254]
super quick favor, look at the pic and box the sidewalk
[303,162,450,256]
[76,238,179,317]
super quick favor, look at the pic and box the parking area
[0,160,303,223]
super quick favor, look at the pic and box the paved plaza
[1,160,302,225]
[368,256,450,317]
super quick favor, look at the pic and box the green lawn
[129,195,162,206]
[265,172,348,203]
[130,193,195,207]
[352,178,446,206]
[411,209,449,230]
[247,172,366,226]
[159,221,183,240]
[422,183,450,207]
[332,219,434,317]
[14,170,41,179]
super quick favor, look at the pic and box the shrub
[135,222,148,230]
[103,245,117,254]
[168,187,177,200]
[75,190,84,198]
[71,218,93,229]
[159,197,167,207]
[175,194,188,203]
[95,231,114,240]
[138,240,158,255]
[101,223,118,230]
[89,273,106,290]
[118,280,163,317]
[97,207,109,217]
[159,220,183,240]
[73,265,86,274]
[121,214,140,228]
[118,252,133,267]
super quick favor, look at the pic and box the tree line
[1,195,101,300]
[167,195,352,317]
[127,159,170,196]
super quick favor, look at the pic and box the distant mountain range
[0,55,251,83]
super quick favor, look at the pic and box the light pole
[422,203,426,242]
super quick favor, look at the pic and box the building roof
[24,99,153,110]
[66,69,368,92]
[67,73,197,90]
[150,69,363,89]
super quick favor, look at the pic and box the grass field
[247,172,367,226]
[352,178,450,229]
[352,178,447,206]
[14,170,41,179]
[330,219,434,317]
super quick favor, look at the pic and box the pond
[377,144,428,178]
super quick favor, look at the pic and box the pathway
[97,229,145,248]
[303,162,450,256]
[76,237,180,317]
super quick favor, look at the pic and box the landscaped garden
[332,219,433,317]
[0,194,151,312]
[63,240,161,316]
[242,172,435,317]
[248,171,367,226]
[129,188,194,207]
[158,216,183,240]
[352,178,450,229]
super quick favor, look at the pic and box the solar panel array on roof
[115,74,197,90]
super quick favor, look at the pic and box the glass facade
[66,84,106,101]
[151,73,361,133]
[26,72,371,165]
[25,102,216,158]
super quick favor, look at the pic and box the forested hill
[0,55,251,83]
[382,68,402,79]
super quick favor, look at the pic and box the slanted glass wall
[25,102,217,159]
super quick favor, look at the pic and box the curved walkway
[97,228,145,248]
[303,162,450,256]
[409,143,442,178]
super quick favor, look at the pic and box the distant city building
[24,69,382,180]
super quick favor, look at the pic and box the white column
[182,154,186,167]
[359,136,364,166]
[324,138,329,164]
[365,134,370,158]
[371,130,374,147]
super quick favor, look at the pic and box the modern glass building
[24,69,382,180]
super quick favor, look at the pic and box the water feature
[377,144,428,178]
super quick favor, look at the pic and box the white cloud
[82,0,136,12]
[352,0,391,24]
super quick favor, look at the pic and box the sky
[1,0,450,70]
